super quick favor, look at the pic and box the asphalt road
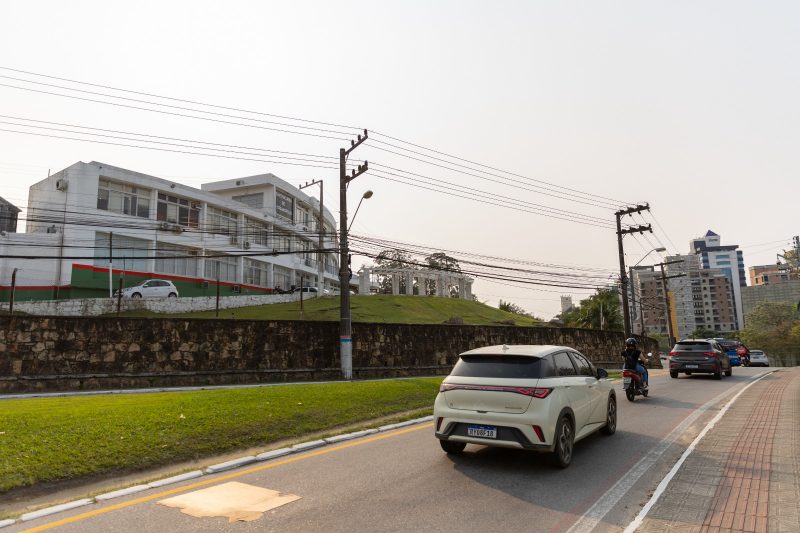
[9,367,776,533]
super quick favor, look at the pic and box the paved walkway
[637,368,800,533]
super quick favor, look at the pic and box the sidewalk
[637,368,800,533]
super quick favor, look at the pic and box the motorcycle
[622,368,648,402]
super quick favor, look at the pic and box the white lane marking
[622,371,774,532]
[565,372,773,533]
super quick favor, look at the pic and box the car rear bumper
[670,362,719,374]
[435,422,552,452]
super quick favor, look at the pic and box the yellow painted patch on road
[158,481,300,522]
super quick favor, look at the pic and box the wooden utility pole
[615,205,652,338]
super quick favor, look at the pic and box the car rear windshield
[674,342,713,351]
[450,355,544,379]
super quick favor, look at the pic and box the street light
[630,247,666,335]
[347,190,373,232]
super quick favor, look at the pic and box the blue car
[714,339,741,366]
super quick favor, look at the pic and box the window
[155,244,200,276]
[244,218,270,247]
[273,233,291,252]
[295,204,310,227]
[206,255,238,283]
[157,193,200,228]
[207,206,239,236]
[450,356,546,379]
[244,258,269,287]
[93,232,149,271]
[232,193,264,210]
[97,179,151,218]
[553,352,577,376]
[273,265,291,290]
[569,352,595,377]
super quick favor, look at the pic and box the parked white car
[116,279,179,299]
[748,350,770,367]
[433,345,615,468]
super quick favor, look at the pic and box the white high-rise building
[689,231,746,330]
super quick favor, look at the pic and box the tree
[690,328,717,339]
[740,302,800,366]
[425,252,461,273]
[499,300,527,315]
[558,288,623,331]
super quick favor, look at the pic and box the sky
[1,1,798,319]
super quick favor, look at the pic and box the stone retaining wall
[0,317,659,392]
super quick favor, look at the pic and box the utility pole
[108,232,113,298]
[339,130,369,380]
[615,205,652,338]
[299,179,325,294]
[656,259,685,347]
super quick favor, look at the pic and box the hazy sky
[1,1,798,318]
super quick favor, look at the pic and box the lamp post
[347,190,373,232]
[629,247,666,335]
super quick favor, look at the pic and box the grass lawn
[121,295,543,326]
[0,378,442,495]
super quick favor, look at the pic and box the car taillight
[703,352,716,356]
[669,351,678,356]
[532,425,545,442]
[439,383,551,398]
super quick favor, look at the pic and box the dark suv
[668,339,732,380]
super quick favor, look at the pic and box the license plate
[686,364,699,368]
[467,425,497,438]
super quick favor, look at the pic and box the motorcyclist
[622,338,649,389]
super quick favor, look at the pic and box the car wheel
[439,440,466,455]
[600,395,616,435]
[670,370,678,378]
[725,367,732,377]
[625,388,635,402]
[131,293,142,299]
[552,416,574,468]
[714,366,722,380]
[168,293,177,298]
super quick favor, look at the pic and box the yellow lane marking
[22,423,433,533]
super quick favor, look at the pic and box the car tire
[670,370,678,379]
[625,388,635,402]
[725,367,732,377]
[131,293,142,299]
[439,440,466,455]
[600,395,616,435]
[168,293,177,298]
[714,366,722,380]
[552,415,574,468]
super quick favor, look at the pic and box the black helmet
[625,337,637,347]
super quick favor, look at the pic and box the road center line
[565,372,773,533]
[20,423,432,533]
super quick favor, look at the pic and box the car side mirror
[596,368,608,379]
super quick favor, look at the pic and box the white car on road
[434,345,615,468]
[117,279,179,299]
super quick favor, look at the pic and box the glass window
[273,232,291,252]
[206,255,238,283]
[273,265,291,290]
[450,356,545,379]
[569,352,595,377]
[97,178,151,218]
[157,193,200,228]
[553,352,577,376]
[155,244,200,277]
[244,218,270,247]
[232,193,264,210]
[207,206,239,236]
[243,258,269,287]
[93,232,150,271]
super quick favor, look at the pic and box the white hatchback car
[748,350,769,367]
[117,279,179,299]
[434,345,615,468]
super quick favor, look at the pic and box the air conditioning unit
[160,221,171,231]
[243,241,251,250]
[232,285,241,293]
[171,224,184,233]
[55,178,68,191]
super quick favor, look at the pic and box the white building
[689,230,746,329]
[0,161,342,301]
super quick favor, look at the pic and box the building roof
[705,230,719,237]
[0,196,21,213]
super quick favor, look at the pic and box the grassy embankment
[116,294,544,326]
[0,378,441,496]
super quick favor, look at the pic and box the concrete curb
[204,456,258,474]
[20,498,93,522]
[10,415,433,525]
